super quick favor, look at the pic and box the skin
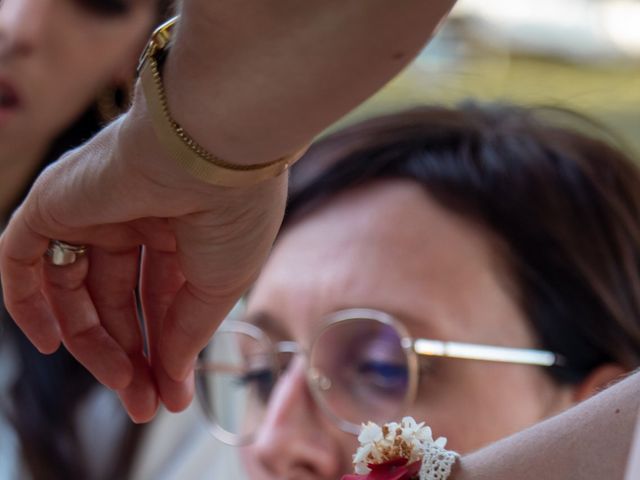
[0,0,456,421]
[0,0,156,218]
[240,180,582,479]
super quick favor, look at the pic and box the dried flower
[344,417,448,480]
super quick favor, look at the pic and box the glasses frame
[195,308,567,445]
[307,309,420,436]
[195,320,278,446]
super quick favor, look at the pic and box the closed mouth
[0,79,20,110]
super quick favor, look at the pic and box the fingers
[0,210,61,353]
[87,247,142,353]
[152,205,281,402]
[155,366,195,413]
[87,246,159,421]
[139,248,193,411]
[117,352,159,423]
[43,255,133,390]
[1,204,176,413]
[160,283,239,382]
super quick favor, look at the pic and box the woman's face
[240,180,573,479]
[0,0,156,156]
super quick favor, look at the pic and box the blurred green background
[334,0,640,157]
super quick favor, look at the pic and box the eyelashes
[74,0,132,17]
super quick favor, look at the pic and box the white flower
[358,422,383,444]
[353,443,374,474]
[352,416,442,473]
[353,443,373,464]
[401,416,421,431]
[349,416,459,479]
[384,422,400,440]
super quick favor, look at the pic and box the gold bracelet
[137,16,307,187]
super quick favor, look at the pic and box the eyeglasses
[195,308,567,446]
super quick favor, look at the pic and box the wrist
[117,94,289,214]
[136,16,309,185]
[162,7,321,165]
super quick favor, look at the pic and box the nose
[0,0,53,58]
[250,356,343,479]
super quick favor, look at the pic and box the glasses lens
[309,317,410,429]
[196,324,275,444]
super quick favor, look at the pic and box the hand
[0,0,454,420]
[0,102,288,421]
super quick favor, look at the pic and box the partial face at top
[0,0,156,156]
[239,180,573,479]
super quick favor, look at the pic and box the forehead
[247,180,534,346]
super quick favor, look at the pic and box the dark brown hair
[285,103,640,383]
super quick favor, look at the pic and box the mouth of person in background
[0,78,22,128]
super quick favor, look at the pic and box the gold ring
[46,240,88,266]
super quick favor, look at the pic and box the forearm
[117,0,454,222]
[454,371,640,480]
[163,0,455,165]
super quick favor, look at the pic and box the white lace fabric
[419,442,459,480]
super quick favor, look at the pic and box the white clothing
[131,403,246,480]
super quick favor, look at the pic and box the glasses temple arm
[410,338,566,367]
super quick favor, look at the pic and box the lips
[0,77,22,127]
[0,79,20,109]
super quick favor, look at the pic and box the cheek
[31,69,104,140]
[408,363,556,453]
[337,433,360,469]
[33,29,149,139]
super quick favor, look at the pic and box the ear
[572,363,628,403]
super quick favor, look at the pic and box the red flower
[341,457,421,480]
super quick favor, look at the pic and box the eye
[74,0,132,16]
[235,368,276,404]
[357,360,408,392]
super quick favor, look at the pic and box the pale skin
[0,0,456,421]
[0,0,156,219]
[239,181,626,479]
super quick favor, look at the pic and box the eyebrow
[379,307,439,337]
[244,311,291,341]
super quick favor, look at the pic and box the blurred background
[334,0,639,156]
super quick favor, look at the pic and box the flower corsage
[342,417,459,480]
